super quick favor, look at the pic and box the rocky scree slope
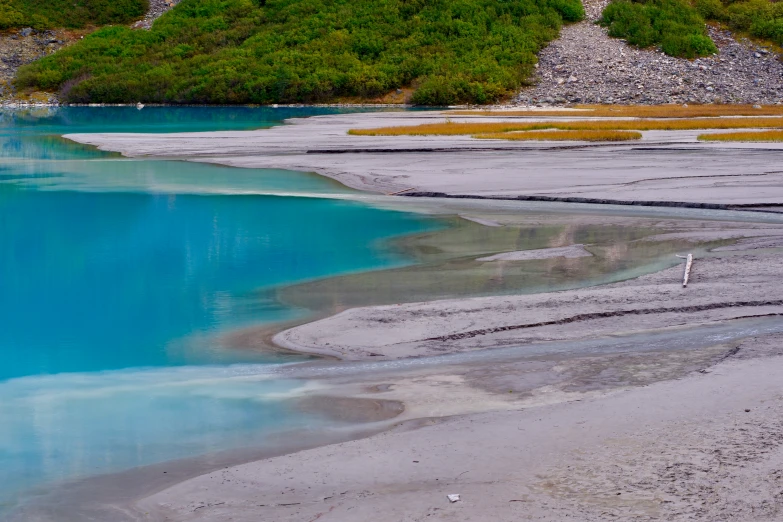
[0,28,72,103]
[516,0,783,105]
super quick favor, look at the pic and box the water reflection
[275,216,730,313]
[0,191,435,379]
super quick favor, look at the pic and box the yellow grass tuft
[451,104,783,119]
[348,117,783,136]
[698,130,783,142]
[474,130,642,141]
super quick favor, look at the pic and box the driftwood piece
[682,253,693,287]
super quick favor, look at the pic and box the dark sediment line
[426,301,783,342]
[400,192,783,213]
[307,146,783,155]
[717,345,743,362]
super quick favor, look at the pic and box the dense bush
[0,1,24,29]
[16,0,584,105]
[0,0,147,29]
[602,0,783,57]
[719,0,783,46]
[600,0,717,57]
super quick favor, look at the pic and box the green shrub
[603,0,783,53]
[0,0,147,29]
[0,0,24,29]
[660,33,717,56]
[17,0,584,105]
[601,0,717,57]
[551,0,586,22]
[720,0,783,46]
[694,0,723,19]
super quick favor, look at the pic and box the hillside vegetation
[699,0,783,46]
[601,0,783,58]
[600,0,716,57]
[0,0,147,29]
[16,0,584,105]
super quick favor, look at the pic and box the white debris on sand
[476,244,592,262]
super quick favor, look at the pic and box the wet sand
[135,348,783,522]
[53,113,783,521]
[275,249,783,360]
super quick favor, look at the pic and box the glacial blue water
[0,107,436,511]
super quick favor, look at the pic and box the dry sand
[56,112,783,521]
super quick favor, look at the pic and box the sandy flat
[65,111,783,205]
[136,350,783,522]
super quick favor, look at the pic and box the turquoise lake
[0,107,437,511]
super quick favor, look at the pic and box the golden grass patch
[348,117,783,136]
[698,130,783,142]
[474,130,642,141]
[451,104,783,119]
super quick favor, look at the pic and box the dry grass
[348,117,783,136]
[698,130,783,142]
[474,130,642,141]
[451,104,783,119]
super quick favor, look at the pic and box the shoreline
[64,111,783,206]
[34,111,783,520]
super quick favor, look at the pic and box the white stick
[683,253,693,287]
[387,187,415,196]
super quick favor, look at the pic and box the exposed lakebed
[2,107,781,518]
